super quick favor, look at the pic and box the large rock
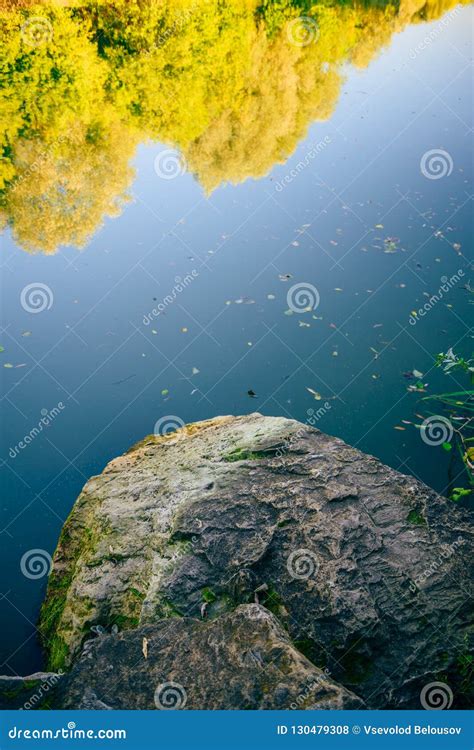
[57,605,362,710]
[39,414,473,709]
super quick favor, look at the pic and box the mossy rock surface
[38,413,473,708]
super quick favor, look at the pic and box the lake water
[0,2,472,675]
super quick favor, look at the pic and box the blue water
[0,8,472,675]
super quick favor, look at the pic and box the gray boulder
[38,414,473,708]
[57,605,362,710]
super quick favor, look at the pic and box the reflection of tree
[2,122,136,254]
[0,0,466,253]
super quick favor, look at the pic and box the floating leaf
[442,442,452,451]
[306,387,322,400]
[451,487,471,502]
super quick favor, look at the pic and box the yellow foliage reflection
[0,0,467,253]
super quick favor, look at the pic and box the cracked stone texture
[57,605,363,710]
[40,414,473,708]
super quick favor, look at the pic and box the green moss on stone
[38,493,107,671]
[202,587,217,603]
[407,509,426,526]
[155,597,183,619]
[223,448,269,463]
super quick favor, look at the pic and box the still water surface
[0,4,472,673]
